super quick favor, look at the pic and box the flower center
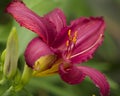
[65,29,78,59]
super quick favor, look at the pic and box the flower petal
[44,8,66,33]
[24,37,54,67]
[6,1,48,42]
[52,27,69,49]
[70,17,105,64]
[59,64,85,84]
[78,66,110,96]
[42,18,57,45]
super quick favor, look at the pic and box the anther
[66,40,69,47]
[72,31,78,44]
[68,30,71,37]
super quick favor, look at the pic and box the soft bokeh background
[0,0,120,96]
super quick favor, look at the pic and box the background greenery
[0,0,120,96]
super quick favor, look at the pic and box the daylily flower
[6,0,110,96]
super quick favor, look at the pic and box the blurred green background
[0,0,120,96]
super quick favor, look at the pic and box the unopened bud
[0,50,6,72]
[3,27,19,79]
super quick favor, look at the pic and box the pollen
[67,29,78,44]
[72,31,78,44]
[65,29,78,58]
[68,29,71,37]
[66,40,69,47]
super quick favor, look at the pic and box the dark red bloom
[6,1,110,96]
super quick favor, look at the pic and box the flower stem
[1,86,15,96]
[14,64,33,92]
[1,64,33,96]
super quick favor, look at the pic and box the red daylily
[6,0,110,96]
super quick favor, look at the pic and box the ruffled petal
[78,66,110,96]
[59,64,85,84]
[44,8,66,33]
[70,17,105,64]
[24,37,54,67]
[6,1,49,42]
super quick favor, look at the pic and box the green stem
[1,86,15,96]
[1,64,32,96]
[14,64,33,92]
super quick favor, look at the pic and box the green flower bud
[3,27,19,79]
[0,49,6,72]
[1,49,6,63]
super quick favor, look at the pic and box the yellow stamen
[70,34,103,58]
[66,40,69,47]
[72,37,77,44]
[92,94,96,96]
[72,31,78,44]
[68,29,73,40]
[68,29,71,37]
[65,30,78,58]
